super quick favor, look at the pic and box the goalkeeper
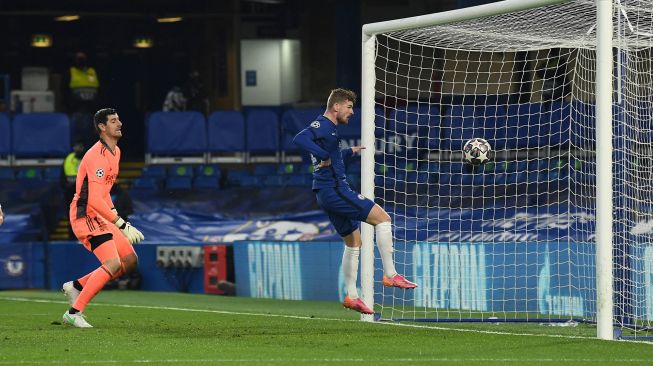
[61,108,144,328]
[293,88,416,315]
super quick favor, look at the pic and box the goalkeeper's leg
[366,204,417,289]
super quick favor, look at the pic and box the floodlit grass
[1,290,653,365]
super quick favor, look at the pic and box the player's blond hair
[326,88,356,110]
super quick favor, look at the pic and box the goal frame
[359,0,614,340]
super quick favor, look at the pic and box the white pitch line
[0,357,653,364]
[2,296,653,346]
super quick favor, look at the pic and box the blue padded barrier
[246,110,279,154]
[43,167,62,182]
[146,111,207,155]
[16,167,43,180]
[207,111,245,153]
[12,113,70,157]
[281,108,322,154]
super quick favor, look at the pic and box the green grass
[1,290,653,365]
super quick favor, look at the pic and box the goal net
[361,0,653,339]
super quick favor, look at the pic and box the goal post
[360,0,632,340]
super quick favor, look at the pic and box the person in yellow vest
[69,52,99,103]
[68,52,100,147]
[62,142,85,239]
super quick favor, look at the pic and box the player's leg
[340,227,374,314]
[316,187,374,314]
[365,204,417,289]
[64,217,137,304]
[63,234,121,328]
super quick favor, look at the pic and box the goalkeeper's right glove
[114,216,144,245]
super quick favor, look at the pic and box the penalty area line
[1,296,651,345]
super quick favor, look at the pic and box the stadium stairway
[48,161,144,241]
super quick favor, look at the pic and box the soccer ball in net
[463,138,492,166]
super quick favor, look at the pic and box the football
[463,138,492,166]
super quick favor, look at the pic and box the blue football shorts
[315,186,375,237]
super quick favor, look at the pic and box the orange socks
[72,265,112,312]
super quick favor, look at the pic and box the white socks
[375,222,398,278]
[342,246,360,298]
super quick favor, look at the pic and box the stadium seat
[246,110,280,163]
[253,164,277,176]
[16,167,43,181]
[207,111,246,163]
[43,166,62,182]
[146,111,207,164]
[167,165,193,177]
[0,114,10,165]
[281,108,322,161]
[132,177,161,191]
[543,101,571,147]
[262,175,284,186]
[193,175,220,190]
[442,105,477,151]
[12,113,71,165]
[141,165,167,179]
[165,176,192,190]
[284,174,311,186]
[194,165,221,178]
[0,167,14,180]
[499,103,547,149]
[276,163,298,175]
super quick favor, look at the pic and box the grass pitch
[1,290,653,365]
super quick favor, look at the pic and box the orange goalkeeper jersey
[70,139,120,222]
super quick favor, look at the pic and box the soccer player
[293,88,417,315]
[62,108,144,328]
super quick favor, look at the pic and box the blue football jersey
[293,115,353,190]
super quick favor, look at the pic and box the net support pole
[360,32,377,322]
[595,0,614,341]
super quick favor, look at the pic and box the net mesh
[371,0,653,334]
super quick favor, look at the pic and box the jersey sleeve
[340,147,353,160]
[293,127,330,161]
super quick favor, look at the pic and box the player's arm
[293,128,329,161]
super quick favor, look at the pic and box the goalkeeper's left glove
[113,216,144,245]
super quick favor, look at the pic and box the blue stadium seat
[167,165,193,177]
[281,108,322,157]
[0,167,14,180]
[0,114,10,162]
[12,113,71,159]
[194,165,221,178]
[543,101,571,147]
[284,174,311,186]
[475,105,507,144]
[442,105,477,151]
[165,176,192,190]
[132,177,161,191]
[16,167,43,181]
[146,111,207,163]
[500,103,547,149]
[246,110,280,162]
[207,111,246,162]
[253,164,278,176]
[262,175,284,186]
[43,167,62,182]
[276,163,298,175]
[193,176,220,190]
[141,165,167,179]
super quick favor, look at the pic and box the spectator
[62,142,84,238]
[67,51,100,147]
[162,86,187,112]
[183,71,207,113]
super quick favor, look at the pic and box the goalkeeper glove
[114,216,144,245]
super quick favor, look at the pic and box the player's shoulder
[309,116,331,131]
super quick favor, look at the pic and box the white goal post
[360,0,627,340]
